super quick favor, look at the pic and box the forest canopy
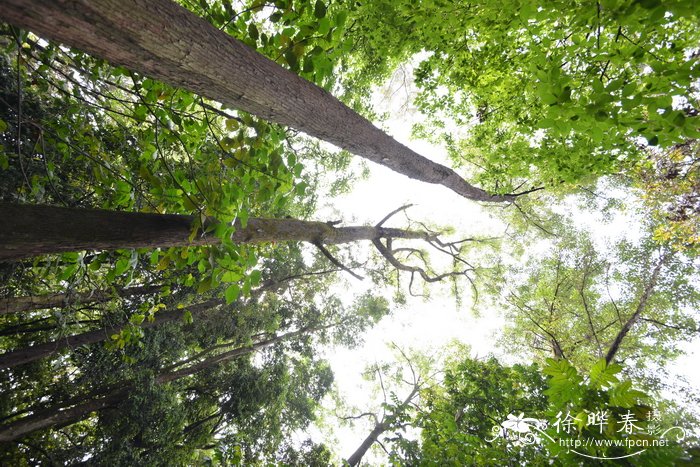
[0,0,699,465]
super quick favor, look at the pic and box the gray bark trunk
[605,254,667,364]
[0,327,307,441]
[0,273,292,369]
[0,0,507,202]
[346,385,420,466]
[0,298,222,369]
[0,204,428,261]
[0,285,161,315]
[0,390,127,443]
[347,422,388,467]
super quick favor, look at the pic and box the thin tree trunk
[0,0,508,202]
[346,385,420,466]
[605,254,668,364]
[0,298,222,369]
[0,271,325,369]
[0,326,311,441]
[0,390,128,443]
[0,204,429,261]
[0,285,162,316]
[347,422,389,467]
[550,338,565,359]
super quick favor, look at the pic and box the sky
[303,64,700,463]
[307,69,510,460]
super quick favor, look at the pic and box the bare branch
[376,363,388,419]
[372,238,471,284]
[313,242,364,281]
[640,317,699,333]
[390,342,418,387]
[339,412,380,424]
[376,204,413,228]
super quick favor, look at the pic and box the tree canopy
[0,0,699,465]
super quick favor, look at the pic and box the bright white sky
[302,64,700,464]
[306,70,510,461]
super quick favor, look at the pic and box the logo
[487,407,687,460]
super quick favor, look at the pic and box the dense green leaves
[343,0,700,192]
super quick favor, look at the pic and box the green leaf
[197,276,212,293]
[221,270,243,282]
[225,118,239,131]
[183,310,193,325]
[284,49,298,70]
[250,269,262,286]
[134,105,148,121]
[248,23,259,41]
[238,208,249,229]
[225,284,240,304]
[335,10,348,28]
[672,112,686,127]
[293,163,304,177]
[295,181,308,196]
[314,0,327,18]
[318,17,331,35]
[129,314,145,325]
[59,263,79,281]
[114,258,130,276]
[589,358,620,389]
[609,380,636,407]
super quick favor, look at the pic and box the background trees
[340,0,700,193]
[499,230,700,371]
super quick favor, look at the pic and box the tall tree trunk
[0,285,162,316]
[0,389,128,443]
[0,204,429,261]
[0,327,311,441]
[346,422,389,467]
[0,271,302,369]
[605,254,668,364]
[346,385,420,466]
[0,298,222,369]
[0,0,508,203]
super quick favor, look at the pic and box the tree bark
[0,285,161,316]
[0,298,222,369]
[0,272,322,369]
[346,385,420,466]
[0,389,128,443]
[0,204,430,261]
[347,422,389,467]
[0,327,310,441]
[605,254,668,364]
[0,0,508,202]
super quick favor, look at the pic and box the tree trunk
[346,385,420,466]
[347,422,389,467]
[0,269,326,369]
[0,327,309,441]
[0,204,429,261]
[605,254,668,364]
[0,204,206,260]
[0,298,222,369]
[0,0,507,203]
[0,390,128,443]
[0,285,162,315]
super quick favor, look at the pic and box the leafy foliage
[343,0,700,192]
[1,0,700,464]
[633,140,700,254]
